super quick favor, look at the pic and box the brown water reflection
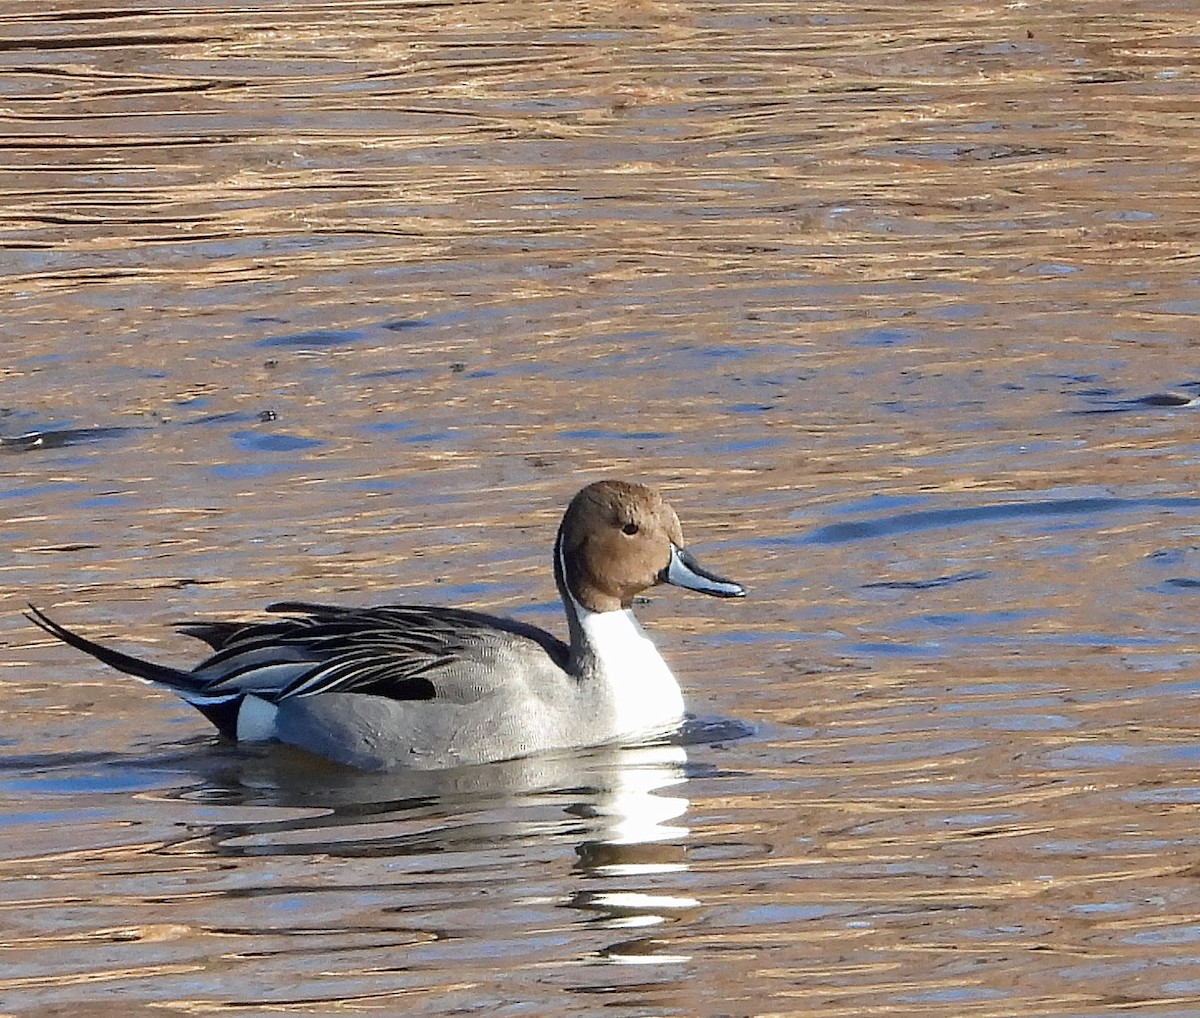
[4,0,1200,1015]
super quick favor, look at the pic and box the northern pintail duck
[27,480,744,770]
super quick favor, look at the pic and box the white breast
[577,606,685,736]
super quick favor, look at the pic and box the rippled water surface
[4,1,1200,1014]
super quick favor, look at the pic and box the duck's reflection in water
[152,732,707,979]
[168,739,697,956]
[165,736,692,867]
[565,743,700,968]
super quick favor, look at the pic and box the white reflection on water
[161,739,691,849]
[192,739,700,961]
[565,744,696,958]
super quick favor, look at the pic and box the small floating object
[1130,391,1198,408]
[0,426,141,453]
[1075,382,1200,414]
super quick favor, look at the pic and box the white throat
[574,600,685,738]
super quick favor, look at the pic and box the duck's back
[200,602,590,769]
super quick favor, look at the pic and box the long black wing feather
[30,601,569,711]
[187,601,569,703]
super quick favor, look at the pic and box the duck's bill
[662,545,746,598]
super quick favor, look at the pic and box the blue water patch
[849,326,922,348]
[399,432,451,444]
[79,493,135,509]
[704,629,787,645]
[736,903,836,924]
[920,612,974,627]
[692,344,748,360]
[363,421,454,444]
[898,988,1007,1005]
[559,428,672,441]
[1156,298,1200,315]
[437,580,526,603]
[514,601,562,621]
[848,641,931,656]
[1124,925,1200,947]
[0,769,179,795]
[1147,547,1200,570]
[0,807,110,826]
[804,495,1200,545]
[342,477,412,493]
[1050,742,1200,768]
[713,438,782,453]
[231,430,323,453]
[831,493,927,516]
[983,712,1074,732]
[957,681,1053,696]
[936,811,1015,827]
[257,328,366,348]
[928,302,985,321]
[1125,786,1200,805]
[210,462,293,480]
[0,482,86,500]
[1069,901,1135,915]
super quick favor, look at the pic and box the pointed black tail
[25,605,247,740]
[25,604,199,689]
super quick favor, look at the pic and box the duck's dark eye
[622,522,639,535]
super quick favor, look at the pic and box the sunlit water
[3,1,1200,1015]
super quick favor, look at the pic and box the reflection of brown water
[4,1,1200,1014]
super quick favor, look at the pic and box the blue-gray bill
[661,545,745,598]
